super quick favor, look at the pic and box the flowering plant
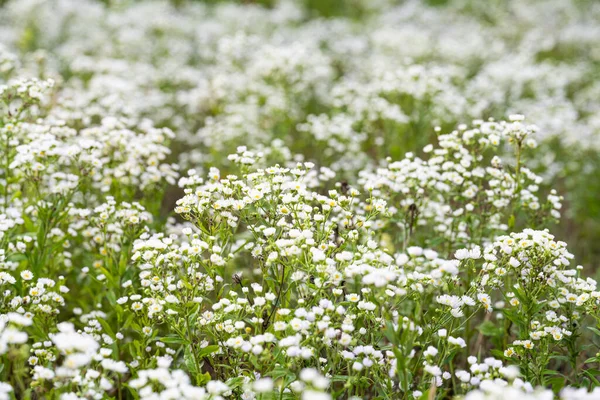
[1,0,600,399]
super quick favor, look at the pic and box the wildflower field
[2,0,600,399]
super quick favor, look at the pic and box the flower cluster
[0,0,600,399]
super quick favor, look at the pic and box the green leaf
[547,376,566,393]
[160,336,189,345]
[490,349,506,359]
[97,317,115,339]
[331,375,350,382]
[477,321,503,337]
[587,326,600,337]
[185,347,198,375]
[122,313,135,330]
[267,366,291,380]
[582,369,600,385]
[543,369,565,377]
[196,372,211,386]
[198,345,219,358]
[225,376,245,390]
[508,214,516,229]
[383,320,402,345]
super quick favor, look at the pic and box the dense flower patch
[1,0,600,399]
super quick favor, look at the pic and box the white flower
[253,378,274,393]
[263,227,277,237]
[455,249,470,260]
[20,270,33,280]
[352,362,364,371]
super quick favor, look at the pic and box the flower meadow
[1,0,600,399]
